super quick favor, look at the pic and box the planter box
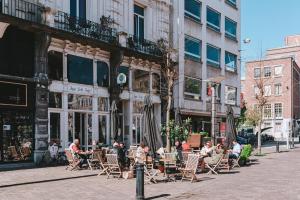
[187,134,202,149]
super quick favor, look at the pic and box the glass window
[225,86,237,105]
[134,4,144,39]
[263,104,272,119]
[132,69,149,93]
[48,51,63,81]
[274,65,283,76]
[275,122,282,132]
[225,51,237,71]
[254,86,259,96]
[98,115,107,144]
[49,92,62,108]
[118,66,129,90]
[264,67,271,77]
[50,113,60,143]
[184,77,201,99]
[254,68,261,78]
[275,103,282,118]
[225,17,237,39]
[185,36,201,60]
[68,94,93,110]
[207,7,221,32]
[70,0,86,19]
[67,55,93,85]
[264,85,271,96]
[275,83,282,96]
[98,97,109,112]
[152,73,160,94]
[207,44,221,67]
[184,0,201,21]
[226,0,237,7]
[263,122,272,133]
[97,61,109,87]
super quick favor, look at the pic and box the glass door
[132,114,143,145]
[49,112,61,144]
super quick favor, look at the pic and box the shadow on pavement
[146,194,171,200]
[0,173,98,188]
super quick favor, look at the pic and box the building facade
[172,0,241,135]
[0,0,170,164]
[244,35,300,139]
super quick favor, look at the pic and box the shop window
[68,94,93,110]
[49,92,62,108]
[50,113,60,143]
[0,111,33,162]
[48,51,63,81]
[133,69,149,93]
[118,66,129,90]
[98,97,109,112]
[152,73,161,94]
[67,55,93,85]
[97,61,109,87]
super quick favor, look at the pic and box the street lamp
[204,75,226,145]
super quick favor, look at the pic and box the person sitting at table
[69,139,91,168]
[175,140,183,161]
[135,142,146,164]
[228,140,241,159]
[200,141,213,157]
[111,141,119,154]
[203,143,224,166]
[182,141,191,152]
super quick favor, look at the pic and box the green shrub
[240,144,252,161]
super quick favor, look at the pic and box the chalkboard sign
[0,81,27,107]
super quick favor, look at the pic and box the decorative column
[33,32,51,163]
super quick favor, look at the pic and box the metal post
[211,86,216,145]
[276,141,280,153]
[136,163,144,200]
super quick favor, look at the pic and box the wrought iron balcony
[127,35,162,57]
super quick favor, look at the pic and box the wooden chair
[164,153,178,181]
[65,149,80,171]
[181,152,191,166]
[179,154,200,183]
[105,154,122,179]
[206,154,224,175]
[87,150,101,171]
[8,146,20,160]
[231,153,242,169]
[95,150,109,176]
[144,158,159,184]
[219,152,230,172]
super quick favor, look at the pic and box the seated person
[69,139,91,168]
[111,141,119,154]
[135,142,146,164]
[182,141,191,152]
[200,141,213,157]
[203,143,224,165]
[229,140,241,159]
[175,140,183,161]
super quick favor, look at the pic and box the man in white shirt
[229,140,241,159]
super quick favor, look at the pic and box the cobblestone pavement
[0,144,300,200]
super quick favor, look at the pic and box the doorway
[132,114,143,145]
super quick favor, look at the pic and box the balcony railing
[0,0,162,58]
[127,35,162,57]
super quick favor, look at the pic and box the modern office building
[0,0,170,164]
[172,0,241,135]
[244,35,300,139]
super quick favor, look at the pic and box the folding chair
[95,150,109,176]
[219,152,230,172]
[164,153,178,181]
[65,149,80,171]
[181,152,191,166]
[179,154,200,183]
[106,154,122,179]
[87,150,101,171]
[144,158,159,184]
[206,154,224,175]
[231,154,241,169]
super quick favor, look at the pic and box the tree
[157,38,178,152]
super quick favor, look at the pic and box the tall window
[274,65,283,76]
[263,104,272,119]
[184,77,201,99]
[207,44,221,67]
[67,55,93,85]
[264,85,272,96]
[225,17,237,40]
[185,36,201,60]
[207,7,221,32]
[274,83,282,96]
[225,86,237,105]
[274,103,282,118]
[264,67,272,77]
[70,0,86,19]
[254,86,259,96]
[254,68,261,78]
[275,122,282,132]
[97,61,109,87]
[48,51,63,81]
[225,51,237,72]
[184,0,201,22]
[134,4,144,39]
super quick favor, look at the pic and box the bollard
[136,163,144,200]
[276,141,280,153]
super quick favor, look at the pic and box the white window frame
[184,0,201,21]
[134,4,145,39]
[264,67,272,78]
[263,104,272,119]
[274,103,283,119]
[225,17,237,39]
[206,7,221,31]
[264,85,272,96]
[184,76,202,100]
[184,36,201,59]
[274,65,283,77]
[275,122,282,133]
[254,67,261,79]
[207,44,221,66]
[274,83,282,96]
[254,86,259,96]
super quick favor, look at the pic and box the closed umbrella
[225,105,236,149]
[142,96,163,157]
[110,100,119,142]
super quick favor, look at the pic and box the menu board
[0,81,27,107]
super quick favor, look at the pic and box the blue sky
[241,0,300,77]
